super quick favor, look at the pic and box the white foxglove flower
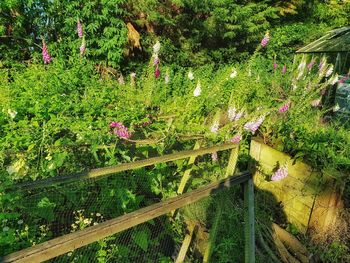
[8,109,17,119]
[230,69,237,79]
[330,74,339,85]
[325,65,334,77]
[234,110,244,121]
[333,104,340,112]
[210,121,219,133]
[153,41,161,54]
[193,81,201,97]
[188,71,194,80]
[227,107,236,121]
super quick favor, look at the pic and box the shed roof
[296,26,350,53]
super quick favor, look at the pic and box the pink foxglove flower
[339,75,349,84]
[110,122,131,139]
[77,19,83,38]
[307,59,315,71]
[153,55,159,66]
[281,64,286,75]
[230,134,241,144]
[211,152,218,161]
[244,116,265,134]
[235,110,244,121]
[155,65,160,78]
[273,61,277,70]
[260,32,269,47]
[278,102,290,113]
[311,99,321,107]
[42,41,52,64]
[271,166,288,181]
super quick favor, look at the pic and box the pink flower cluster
[77,19,83,38]
[261,32,269,47]
[271,166,288,181]
[244,116,265,134]
[42,41,52,64]
[230,134,241,144]
[110,122,131,139]
[278,102,290,113]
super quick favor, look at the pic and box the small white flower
[17,220,24,225]
[3,226,9,232]
[230,69,237,79]
[210,121,219,133]
[2,219,8,223]
[118,74,125,85]
[227,107,236,121]
[6,165,18,175]
[325,65,334,77]
[188,71,194,80]
[130,72,136,78]
[330,74,339,85]
[193,81,201,97]
[153,41,161,54]
[96,213,101,217]
[8,109,17,119]
[164,73,170,84]
[333,103,340,112]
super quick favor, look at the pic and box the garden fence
[1,143,255,263]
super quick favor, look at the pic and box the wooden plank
[175,224,197,263]
[225,145,239,178]
[177,140,202,195]
[1,172,251,263]
[244,178,255,263]
[12,143,238,191]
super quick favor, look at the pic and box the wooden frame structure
[1,143,255,263]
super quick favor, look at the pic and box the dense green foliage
[1,0,350,262]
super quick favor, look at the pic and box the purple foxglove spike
[260,32,270,47]
[42,41,52,64]
[273,61,277,70]
[278,102,290,113]
[153,55,159,66]
[155,65,160,78]
[307,60,315,71]
[77,19,83,38]
[281,64,286,75]
[230,135,241,144]
[80,38,86,55]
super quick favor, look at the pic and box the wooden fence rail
[11,143,238,191]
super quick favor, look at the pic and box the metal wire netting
[46,185,245,263]
[1,150,236,258]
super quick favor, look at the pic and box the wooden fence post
[244,177,255,263]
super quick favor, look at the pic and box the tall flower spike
[278,102,290,113]
[281,64,286,75]
[153,41,161,54]
[165,72,170,84]
[42,41,52,64]
[260,31,270,47]
[230,134,241,144]
[155,65,160,78]
[273,60,277,70]
[188,71,194,81]
[80,37,86,55]
[193,81,201,97]
[77,18,83,38]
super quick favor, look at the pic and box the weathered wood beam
[1,172,251,263]
[12,143,238,191]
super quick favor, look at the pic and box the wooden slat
[224,145,239,178]
[177,140,202,195]
[12,143,238,191]
[175,224,198,263]
[1,171,251,263]
[244,178,255,263]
